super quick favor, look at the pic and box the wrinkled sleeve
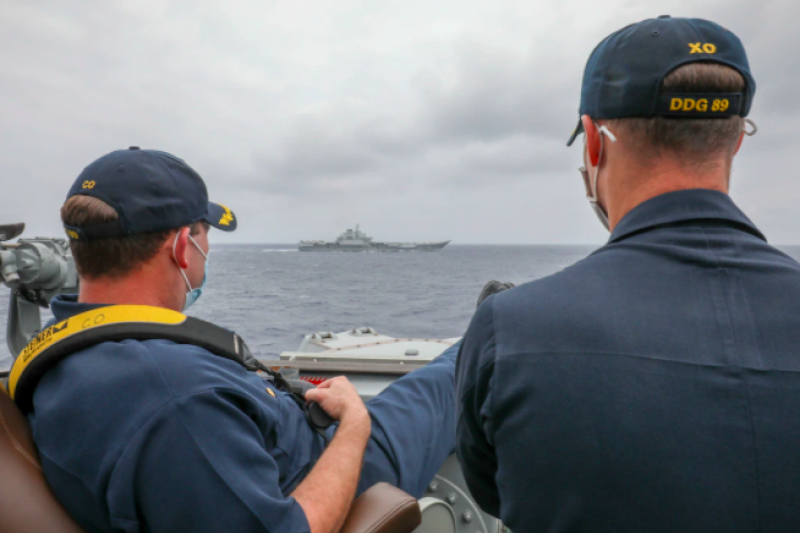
[455,297,500,517]
[106,388,310,533]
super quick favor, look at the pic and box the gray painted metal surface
[280,328,504,533]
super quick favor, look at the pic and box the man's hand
[293,377,372,533]
[305,376,370,430]
[476,280,515,308]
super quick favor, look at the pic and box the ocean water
[1,244,799,371]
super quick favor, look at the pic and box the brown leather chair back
[341,482,422,533]
[0,384,85,532]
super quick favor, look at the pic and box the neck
[604,154,731,231]
[79,259,184,312]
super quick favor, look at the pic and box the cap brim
[566,118,584,147]
[204,202,237,232]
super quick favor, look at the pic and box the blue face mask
[183,260,208,311]
[173,232,209,311]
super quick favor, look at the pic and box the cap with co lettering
[566,16,756,146]
[64,147,237,241]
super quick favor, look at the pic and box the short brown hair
[606,63,746,161]
[62,195,206,280]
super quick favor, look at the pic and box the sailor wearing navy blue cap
[457,17,800,533]
[61,147,237,311]
[29,148,459,533]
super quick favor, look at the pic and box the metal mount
[0,228,79,358]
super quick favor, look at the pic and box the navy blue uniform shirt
[456,189,800,533]
[31,298,323,533]
[31,296,458,533]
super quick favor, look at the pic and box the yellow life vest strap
[9,305,258,414]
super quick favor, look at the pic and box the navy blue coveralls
[29,298,457,533]
[457,189,800,533]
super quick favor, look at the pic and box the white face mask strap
[743,118,758,136]
[597,125,617,143]
[172,232,194,292]
[591,125,617,199]
[187,234,208,260]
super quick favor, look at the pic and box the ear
[581,115,601,167]
[172,227,191,269]
[733,130,745,156]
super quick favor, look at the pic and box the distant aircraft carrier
[298,225,450,252]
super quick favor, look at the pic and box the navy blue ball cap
[567,16,756,146]
[64,147,237,241]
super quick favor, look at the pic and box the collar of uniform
[608,189,766,244]
[50,294,109,322]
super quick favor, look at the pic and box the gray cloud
[0,0,798,244]
[416,45,577,143]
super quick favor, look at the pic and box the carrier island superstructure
[299,225,450,252]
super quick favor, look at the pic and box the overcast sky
[0,0,795,244]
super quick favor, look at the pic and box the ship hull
[298,241,450,252]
